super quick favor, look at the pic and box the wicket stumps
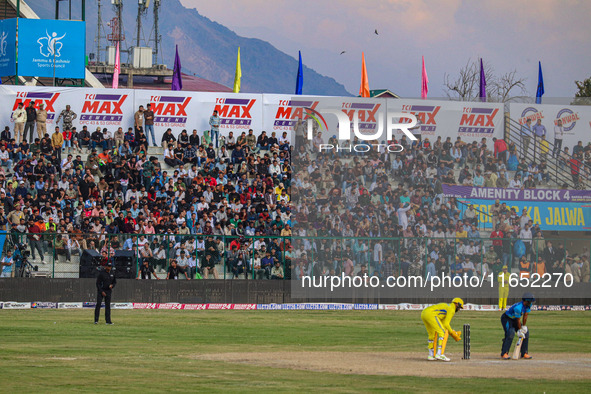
[463,324,471,360]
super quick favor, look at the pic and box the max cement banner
[0,86,504,144]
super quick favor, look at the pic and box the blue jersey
[505,301,530,319]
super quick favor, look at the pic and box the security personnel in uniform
[95,262,116,324]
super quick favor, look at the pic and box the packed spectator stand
[0,102,589,285]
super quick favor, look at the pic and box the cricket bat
[512,336,523,360]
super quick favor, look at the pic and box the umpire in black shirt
[95,262,117,324]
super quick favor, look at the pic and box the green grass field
[0,310,590,392]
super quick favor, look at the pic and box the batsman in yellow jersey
[421,298,464,361]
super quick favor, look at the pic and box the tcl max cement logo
[214,98,256,129]
[80,93,128,125]
[149,95,192,125]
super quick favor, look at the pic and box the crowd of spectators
[1,104,293,279]
[0,101,589,284]
[290,123,591,283]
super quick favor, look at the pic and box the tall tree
[573,77,591,105]
[444,58,528,102]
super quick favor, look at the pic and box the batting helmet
[522,292,536,302]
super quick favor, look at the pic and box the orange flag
[359,52,370,97]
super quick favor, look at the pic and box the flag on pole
[536,61,544,104]
[112,42,120,89]
[295,50,303,95]
[233,47,242,93]
[171,45,183,91]
[421,56,429,99]
[359,52,370,98]
[479,58,486,102]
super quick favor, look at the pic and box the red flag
[421,56,429,99]
[359,52,370,98]
[112,42,120,89]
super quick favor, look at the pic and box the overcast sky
[181,0,590,98]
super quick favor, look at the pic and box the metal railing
[505,117,590,189]
[1,232,589,283]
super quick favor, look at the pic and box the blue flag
[479,58,486,102]
[295,51,303,95]
[172,45,183,91]
[536,61,544,104]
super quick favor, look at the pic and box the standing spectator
[28,219,45,263]
[553,119,563,158]
[11,102,26,143]
[209,110,220,148]
[144,103,156,146]
[570,153,583,186]
[532,119,546,155]
[493,137,508,164]
[51,127,64,161]
[95,262,116,324]
[1,250,14,278]
[36,103,48,140]
[520,118,533,157]
[24,101,37,143]
[56,105,77,133]
[134,105,145,135]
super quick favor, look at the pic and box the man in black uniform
[95,262,116,324]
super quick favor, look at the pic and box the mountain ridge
[24,0,351,96]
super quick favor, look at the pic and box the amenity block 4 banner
[443,185,591,231]
[18,19,86,79]
[510,103,591,152]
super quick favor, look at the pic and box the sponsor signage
[58,302,83,309]
[31,302,57,309]
[3,302,32,309]
[12,91,60,122]
[510,103,591,151]
[443,185,591,231]
[111,303,133,309]
[0,18,16,76]
[18,19,86,79]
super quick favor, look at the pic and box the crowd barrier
[3,232,590,284]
